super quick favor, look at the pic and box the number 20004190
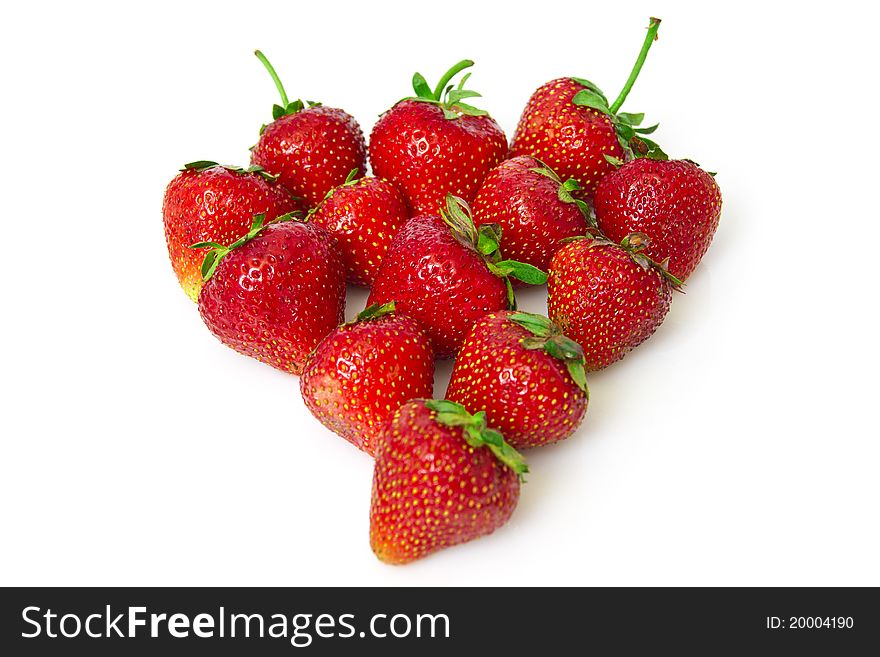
[791,617,853,629]
[767,616,854,629]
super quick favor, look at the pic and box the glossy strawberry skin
[197,222,345,374]
[309,177,410,286]
[510,78,623,198]
[162,166,301,301]
[300,314,434,456]
[367,215,509,359]
[369,100,507,215]
[547,239,672,371]
[471,155,590,273]
[594,159,722,281]
[370,400,520,564]
[446,312,588,448]
[251,106,367,207]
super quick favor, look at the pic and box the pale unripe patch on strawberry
[163,162,301,302]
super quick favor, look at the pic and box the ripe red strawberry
[367,195,547,358]
[471,156,592,274]
[300,302,434,456]
[446,311,589,448]
[308,172,410,286]
[547,232,679,370]
[250,50,366,207]
[370,399,526,564]
[369,60,507,214]
[162,161,302,301]
[192,214,345,374]
[594,158,722,281]
[510,18,664,197]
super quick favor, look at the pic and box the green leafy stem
[181,161,279,183]
[354,301,397,323]
[254,50,321,123]
[529,162,596,225]
[407,60,489,119]
[509,312,590,394]
[563,230,683,290]
[571,17,668,161]
[188,212,301,282]
[424,400,528,480]
[440,195,548,308]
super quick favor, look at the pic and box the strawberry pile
[162,18,722,565]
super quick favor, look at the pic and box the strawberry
[300,302,434,456]
[367,195,547,358]
[369,60,507,214]
[191,214,345,374]
[162,161,302,301]
[547,232,679,371]
[471,156,592,274]
[370,399,526,564]
[445,311,589,448]
[510,18,664,198]
[594,158,722,281]
[250,50,367,207]
[308,171,410,286]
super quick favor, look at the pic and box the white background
[1,1,877,586]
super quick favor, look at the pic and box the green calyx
[681,158,718,177]
[509,312,589,394]
[440,195,548,308]
[566,230,683,290]
[424,400,528,480]
[619,232,682,288]
[529,162,596,226]
[354,301,397,323]
[406,60,488,120]
[307,168,362,219]
[571,17,668,162]
[188,212,302,282]
[182,160,279,183]
[254,50,321,128]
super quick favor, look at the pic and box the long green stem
[609,18,661,114]
[254,50,289,106]
[432,59,474,101]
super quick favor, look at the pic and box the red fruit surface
[370,400,520,564]
[309,176,410,286]
[300,310,434,456]
[162,165,301,301]
[594,158,722,280]
[369,100,507,215]
[197,221,345,374]
[446,311,588,448]
[367,214,509,358]
[251,105,367,207]
[547,238,673,370]
[510,78,623,198]
[471,155,590,273]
